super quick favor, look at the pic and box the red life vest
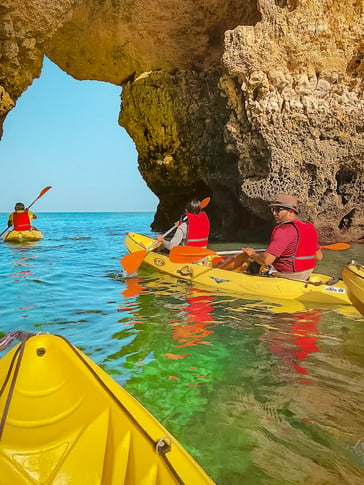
[186,212,210,247]
[13,211,31,231]
[272,220,318,271]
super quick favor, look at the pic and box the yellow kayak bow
[0,332,214,484]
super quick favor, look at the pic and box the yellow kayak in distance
[342,261,364,316]
[124,232,351,306]
[0,332,214,485]
[3,228,43,243]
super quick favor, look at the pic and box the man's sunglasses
[271,206,287,213]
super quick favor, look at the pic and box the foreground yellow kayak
[342,261,364,316]
[0,332,214,484]
[3,228,43,243]
[124,232,351,305]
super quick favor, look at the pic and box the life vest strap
[285,255,316,260]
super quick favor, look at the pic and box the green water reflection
[113,268,364,484]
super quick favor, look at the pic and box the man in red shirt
[242,194,323,281]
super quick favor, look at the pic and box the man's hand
[242,248,276,266]
[241,247,256,258]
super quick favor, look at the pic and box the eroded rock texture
[0,0,363,242]
[221,0,364,242]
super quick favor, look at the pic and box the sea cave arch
[0,0,363,242]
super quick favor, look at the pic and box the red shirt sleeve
[266,223,298,258]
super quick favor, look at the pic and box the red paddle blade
[320,243,351,250]
[169,246,216,263]
[38,186,52,198]
[120,250,147,274]
[27,186,53,209]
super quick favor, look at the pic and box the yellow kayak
[124,232,351,305]
[3,228,43,243]
[342,261,364,316]
[0,332,214,484]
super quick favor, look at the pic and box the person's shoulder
[294,219,318,230]
[277,222,296,232]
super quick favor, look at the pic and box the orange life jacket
[186,212,210,247]
[12,211,31,231]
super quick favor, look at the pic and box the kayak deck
[3,229,43,243]
[0,332,214,484]
[124,232,351,305]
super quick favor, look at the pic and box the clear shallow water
[1,212,363,484]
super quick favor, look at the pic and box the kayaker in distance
[7,202,38,231]
[241,193,323,281]
[157,198,210,252]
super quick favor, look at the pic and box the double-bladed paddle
[120,197,211,274]
[0,186,52,238]
[169,242,351,264]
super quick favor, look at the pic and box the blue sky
[0,57,158,213]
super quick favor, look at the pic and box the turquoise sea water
[1,212,363,484]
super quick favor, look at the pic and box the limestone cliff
[221,0,364,242]
[0,0,363,242]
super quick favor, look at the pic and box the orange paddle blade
[200,197,210,209]
[320,243,351,250]
[169,246,216,263]
[120,250,147,274]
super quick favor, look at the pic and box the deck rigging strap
[0,331,35,440]
[0,330,35,352]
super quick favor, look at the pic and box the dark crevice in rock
[339,209,356,230]
[335,166,357,205]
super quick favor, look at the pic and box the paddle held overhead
[27,186,52,210]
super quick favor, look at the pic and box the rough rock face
[0,0,363,242]
[221,0,364,242]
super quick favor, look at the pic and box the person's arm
[315,248,323,261]
[241,248,276,266]
[243,224,295,267]
[27,210,37,220]
[7,214,13,228]
[157,223,187,250]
